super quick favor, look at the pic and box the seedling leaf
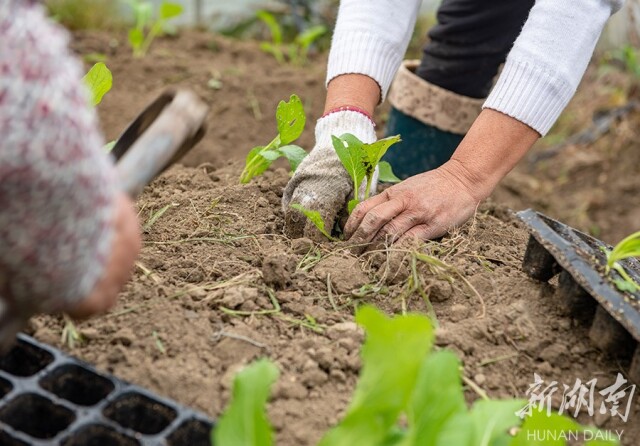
[278,145,308,172]
[256,10,282,45]
[319,306,434,446]
[295,25,328,51]
[213,359,279,446]
[260,149,281,161]
[332,135,366,200]
[378,161,401,183]
[159,1,183,20]
[82,62,112,106]
[403,350,467,445]
[289,204,335,241]
[128,28,144,52]
[276,95,306,145]
[362,135,402,173]
[240,146,270,184]
[348,199,360,214]
[104,141,116,153]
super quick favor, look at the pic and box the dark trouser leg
[383,0,535,179]
[419,0,536,98]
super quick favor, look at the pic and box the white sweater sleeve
[484,0,625,136]
[326,0,422,101]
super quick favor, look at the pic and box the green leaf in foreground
[276,94,306,145]
[401,350,467,446]
[213,359,279,446]
[378,161,401,183]
[319,306,434,446]
[289,204,335,241]
[82,62,112,106]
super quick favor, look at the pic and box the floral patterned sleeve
[0,0,117,312]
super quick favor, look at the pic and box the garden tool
[0,89,209,352]
[382,60,483,179]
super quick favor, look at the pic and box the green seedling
[83,63,115,151]
[256,10,327,65]
[332,133,402,213]
[61,315,83,349]
[240,94,308,184]
[213,306,616,446]
[289,25,327,65]
[256,10,284,64]
[212,359,279,446]
[127,0,183,57]
[82,62,112,106]
[604,230,640,292]
[289,204,335,241]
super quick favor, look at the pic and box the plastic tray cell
[0,334,214,445]
[517,209,640,382]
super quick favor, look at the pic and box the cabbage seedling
[83,63,115,151]
[289,134,402,241]
[82,62,112,106]
[127,0,183,58]
[331,133,402,213]
[605,230,640,292]
[240,94,308,184]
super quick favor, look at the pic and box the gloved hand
[282,111,377,241]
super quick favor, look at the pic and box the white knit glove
[282,111,377,240]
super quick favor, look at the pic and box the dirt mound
[27,32,639,444]
[31,162,639,444]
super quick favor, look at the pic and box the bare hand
[344,160,490,249]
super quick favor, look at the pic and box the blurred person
[283,0,625,247]
[0,0,140,337]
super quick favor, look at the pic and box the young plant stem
[364,175,373,200]
[240,135,281,183]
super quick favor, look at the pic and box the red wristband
[321,105,376,127]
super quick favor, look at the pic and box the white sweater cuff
[315,110,377,147]
[483,58,574,136]
[327,30,404,103]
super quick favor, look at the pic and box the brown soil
[28,31,640,444]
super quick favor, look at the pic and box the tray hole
[0,339,54,377]
[61,424,139,446]
[40,364,114,406]
[0,431,28,446]
[0,393,75,439]
[0,375,13,399]
[167,418,213,446]
[103,392,177,435]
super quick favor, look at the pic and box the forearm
[327,0,422,101]
[446,109,539,199]
[484,0,624,135]
[324,74,380,116]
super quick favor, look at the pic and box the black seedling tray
[0,334,213,445]
[517,209,640,382]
